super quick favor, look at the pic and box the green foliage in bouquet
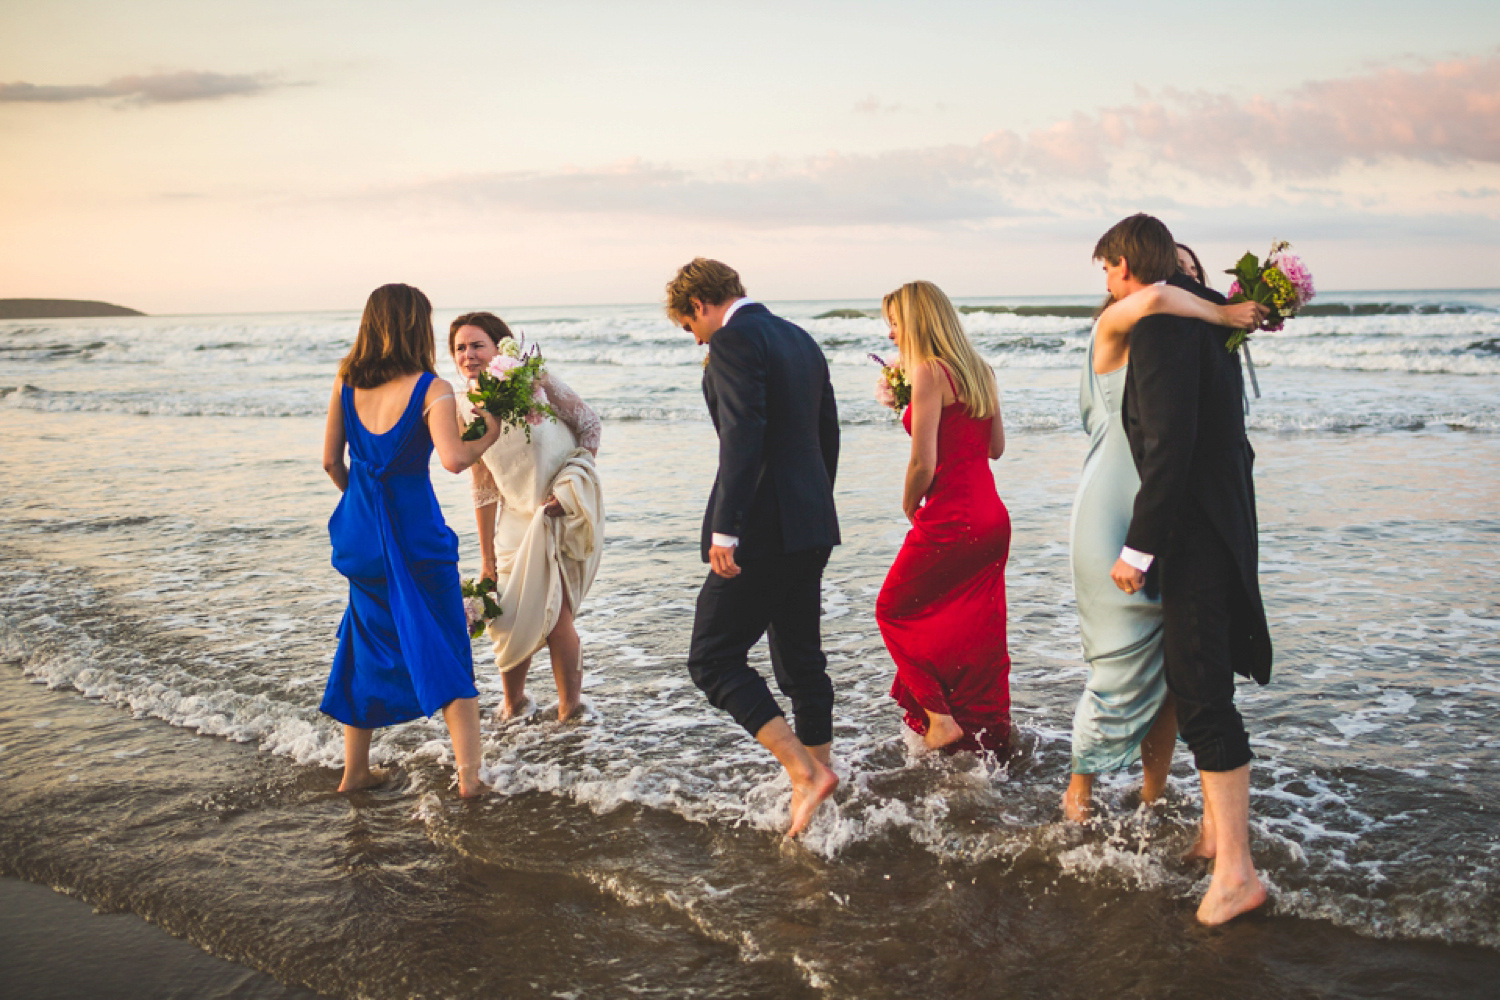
[461,576,503,639]
[460,348,558,442]
[1224,240,1315,352]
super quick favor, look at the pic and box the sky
[1,0,1498,313]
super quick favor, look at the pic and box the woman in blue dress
[320,284,503,797]
[1064,247,1264,822]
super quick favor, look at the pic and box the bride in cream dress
[449,312,603,723]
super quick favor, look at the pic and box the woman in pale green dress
[1064,247,1264,822]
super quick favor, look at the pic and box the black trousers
[1160,517,1254,773]
[687,547,834,747]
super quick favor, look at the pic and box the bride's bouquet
[461,577,503,639]
[1225,241,1315,351]
[460,337,558,441]
[869,353,911,411]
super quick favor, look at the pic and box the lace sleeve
[543,373,601,455]
[470,458,502,510]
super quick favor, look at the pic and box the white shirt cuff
[1119,546,1154,572]
[711,533,739,548]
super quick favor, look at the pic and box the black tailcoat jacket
[1121,274,1273,684]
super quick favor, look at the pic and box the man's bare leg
[923,710,964,750]
[337,726,385,792]
[1195,765,1266,925]
[442,697,486,799]
[499,657,532,721]
[1063,772,1095,822]
[755,717,838,837]
[1183,789,1218,861]
[1140,695,1177,804]
[806,743,832,767]
[547,601,583,721]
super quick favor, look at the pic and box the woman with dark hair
[1176,242,1208,284]
[320,284,502,798]
[449,312,602,724]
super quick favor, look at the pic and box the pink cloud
[1020,51,1500,180]
[384,52,1500,227]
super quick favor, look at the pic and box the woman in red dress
[876,281,1011,753]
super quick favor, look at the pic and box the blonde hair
[882,281,997,420]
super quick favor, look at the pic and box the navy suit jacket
[700,303,840,561]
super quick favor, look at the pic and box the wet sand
[0,877,320,1000]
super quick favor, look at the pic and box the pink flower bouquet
[461,337,558,441]
[1225,240,1316,351]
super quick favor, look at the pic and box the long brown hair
[882,281,998,420]
[338,283,437,389]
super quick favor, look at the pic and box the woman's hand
[1222,300,1267,330]
[543,494,565,518]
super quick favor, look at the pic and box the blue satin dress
[320,373,478,728]
[1067,335,1168,774]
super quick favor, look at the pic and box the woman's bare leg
[338,726,384,792]
[1140,694,1177,804]
[1064,772,1095,822]
[442,697,485,798]
[923,710,964,750]
[499,657,532,721]
[547,600,583,721]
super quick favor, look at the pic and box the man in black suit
[1098,215,1274,924]
[665,258,841,838]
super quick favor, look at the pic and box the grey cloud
[422,148,1027,228]
[0,71,279,105]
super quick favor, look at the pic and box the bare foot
[337,768,388,793]
[923,713,964,750]
[1182,820,1218,862]
[786,762,839,838]
[455,765,487,800]
[1063,774,1094,823]
[497,696,534,725]
[1196,873,1267,925]
[557,699,585,723]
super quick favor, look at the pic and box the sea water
[2,291,1498,998]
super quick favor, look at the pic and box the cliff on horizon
[0,299,145,319]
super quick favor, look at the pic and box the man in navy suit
[665,258,841,837]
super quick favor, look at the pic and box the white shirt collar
[721,297,755,326]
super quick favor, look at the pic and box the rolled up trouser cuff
[790,705,833,748]
[1188,731,1253,772]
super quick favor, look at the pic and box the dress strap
[935,359,961,400]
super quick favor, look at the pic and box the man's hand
[1111,557,1145,595]
[543,493,565,518]
[709,544,741,579]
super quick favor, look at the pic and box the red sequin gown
[876,378,1012,753]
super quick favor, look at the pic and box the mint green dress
[1067,333,1168,774]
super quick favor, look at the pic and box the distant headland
[0,299,145,320]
